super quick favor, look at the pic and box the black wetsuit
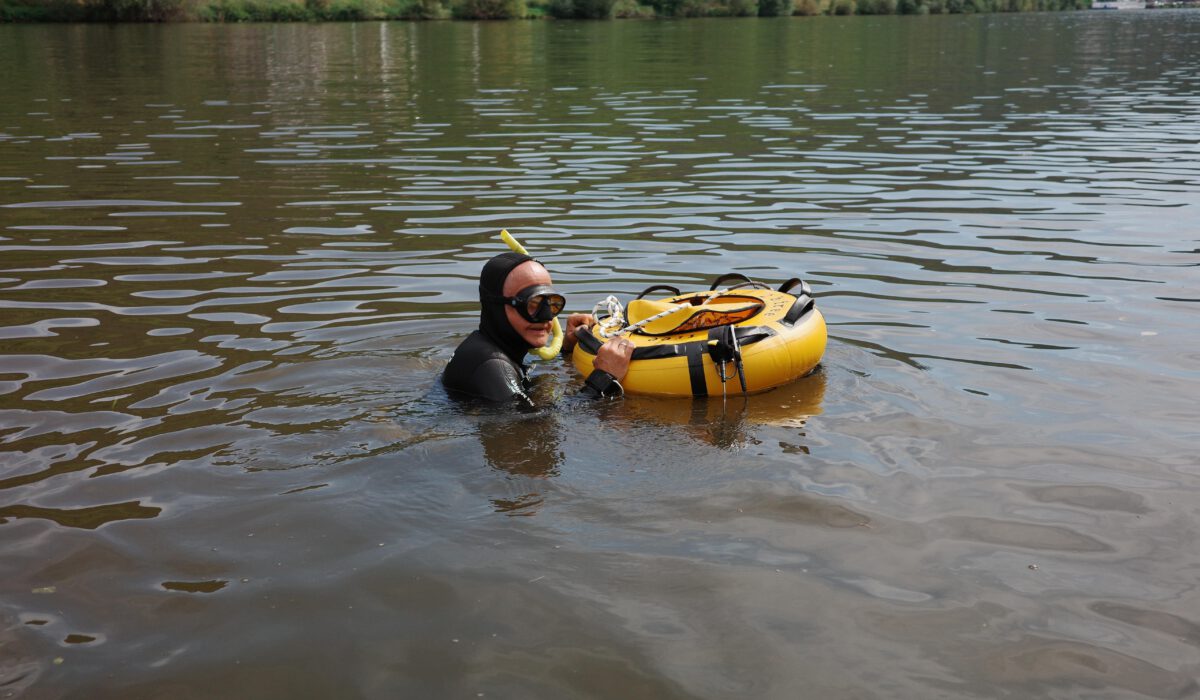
[443,252,536,404]
[442,329,532,404]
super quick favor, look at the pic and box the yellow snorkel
[500,229,563,361]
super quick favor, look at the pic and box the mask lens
[526,293,566,322]
[506,286,565,322]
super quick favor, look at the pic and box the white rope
[599,301,685,339]
[593,286,740,339]
[591,295,625,338]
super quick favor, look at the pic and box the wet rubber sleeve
[443,330,532,404]
[468,358,532,404]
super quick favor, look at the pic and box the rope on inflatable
[593,286,740,339]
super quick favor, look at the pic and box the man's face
[503,260,555,349]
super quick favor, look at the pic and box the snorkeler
[442,252,633,404]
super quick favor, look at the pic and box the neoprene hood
[478,252,535,365]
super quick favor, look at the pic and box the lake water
[2,12,1199,699]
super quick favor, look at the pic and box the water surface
[2,13,1199,699]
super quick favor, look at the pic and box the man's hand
[593,335,635,380]
[562,313,595,354]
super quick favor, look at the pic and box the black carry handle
[635,284,681,300]
[709,273,770,291]
[710,273,752,290]
[777,277,811,296]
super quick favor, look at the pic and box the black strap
[782,297,814,326]
[635,284,681,300]
[686,345,707,397]
[576,324,774,361]
[582,369,623,398]
[710,273,770,291]
[710,273,752,290]
[777,277,804,294]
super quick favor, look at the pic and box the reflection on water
[0,500,161,529]
[2,12,1200,699]
[478,372,825,514]
[611,368,826,451]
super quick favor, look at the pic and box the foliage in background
[647,0,763,15]
[0,0,192,20]
[0,0,1092,21]
[402,0,449,16]
[0,0,442,19]
[450,0,525,17]
[611,0,655,14]
[756,0,793,14]
[548,0,616,18]
[198,0,307,20]
[101,0,191,19]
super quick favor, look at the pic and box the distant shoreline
[1,0,1093,23]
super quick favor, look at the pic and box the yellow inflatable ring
[572,283,826,397]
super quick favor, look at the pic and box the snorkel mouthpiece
[500,229,564,361]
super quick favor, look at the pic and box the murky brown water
[2,13,1199,699]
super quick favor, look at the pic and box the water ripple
[3,14,1199,699]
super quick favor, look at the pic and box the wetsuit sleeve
[443,330,533,405]
[468,357,533,404]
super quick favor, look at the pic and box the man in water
[442,251,633,403]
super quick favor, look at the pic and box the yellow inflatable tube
[572,286,826,397]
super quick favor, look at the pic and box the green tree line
[0,0,1090,22]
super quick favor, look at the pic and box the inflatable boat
[572,274,826,397]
